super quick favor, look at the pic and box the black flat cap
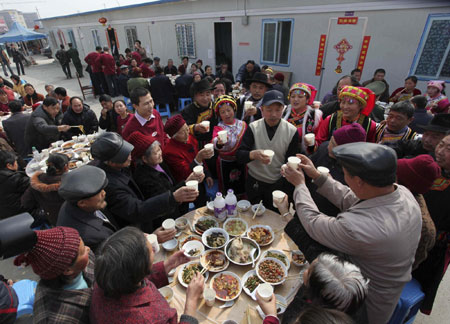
[190,78,215,97]
[261,90,285,107]
[332,142,397,186]
[419,113,450,133]
[246,72,272,88]
[90,132,134,163]
[59,165,108,202]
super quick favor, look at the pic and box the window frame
[91,29,101,48]
[260,18,294,67]
[175,22,196,59]
[409,13,450,82]
[67,29,77,48]
[124,26,138,50]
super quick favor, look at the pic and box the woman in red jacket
[23,83,45,109]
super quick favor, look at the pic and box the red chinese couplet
[315,34,327,76]
[356,36,371,72]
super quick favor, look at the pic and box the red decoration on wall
[356,36,371,73]
[338,17,358,24]
[333,38,353,74]
[98,17,107,26]
[33,25,39,30]
[315,34,327,76]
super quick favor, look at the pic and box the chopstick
[246,305,252,324]
[199,261,210,275]
[252,200,263,219]
[276,300,287,308]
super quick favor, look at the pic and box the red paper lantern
[98,17,107,26]
[34,25,39,30]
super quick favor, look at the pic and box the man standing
[24,97,70,150]
[3,100,31,158]
[283,143,421,324]
[57,165,114,252]
[236,90,299,209]
[134,40,147,59]
[235,60,261,87]
[236,72,271,122]
[55,45,72,79]
[0,48,13,76]
[149,67,174,108]
[164,59,177,76]
[67,43,83,78]
[216,63,234,83]
[110,40,119,60]
[97,47,117,97]
[376,101,416,144]
[117,65,130,98]
[84,46,104,95]
[121,87,167,148]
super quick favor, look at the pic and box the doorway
[214,22,232,73]
[106,27,119,58]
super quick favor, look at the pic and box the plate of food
[225,237,260,266]
[202,228,229,249]
[178,235,202,250]
[178,261,209,288]
[210,271,242,301]
[61,140,75,149]
[200,250,229,272]
[261,250,290,270]
[223,218,248,237]
[193,216,219,235]
[291,250,307,267]
[72,142,87,149]
[246,225,274,247]
[182,240,204,259]
[256,257,287,286]
[242,269,263,300]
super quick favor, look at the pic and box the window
[261,19,294,66]
[125,26,138,50]
[410,13,450,80]
[175,23,196,58]
[67,29,77,48]
[91,29,101,47]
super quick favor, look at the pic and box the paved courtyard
[0,55,449,323]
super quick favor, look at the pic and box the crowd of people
[0,43,449,324]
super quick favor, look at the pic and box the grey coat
[24,105,63,150]
[294,174,422,324]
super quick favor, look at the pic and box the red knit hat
[332,123,367,145]
[14,227,80,280]
[127,131,157,160]
[164,115,186,137]
[397,155,441,194]
[274,72,284,82]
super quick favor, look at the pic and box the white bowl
[162,239,178,251]
[237,200,251,212]
[202,227,229,249]
[224,237,260,266]
[178,261,209,288]
[251,204,266,216]
[206,201,214,212]
[178,235,202,250]
[210,271,242,302]
[246,225,275,247]
[291,250,308,267]
[182,240,205,259]
[223,218,248,237]
[256,257,288,286]
[158,286,174,303]
[242,269,263,300]
[261,249,291,270]
[200,249,229,272]
[175,217,189,230]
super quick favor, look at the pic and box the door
[106,27,118,49]
[214,22,232,73]
[319,17,367,100]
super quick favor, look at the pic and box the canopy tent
[0,22,46,43]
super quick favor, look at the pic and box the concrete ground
[1,55,449,323]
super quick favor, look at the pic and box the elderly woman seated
[128,131,205,224]
[256,253,369,324]
[90,226,204,324]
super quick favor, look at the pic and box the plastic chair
[123,96,134,112]
[12,280,38,318]
[178,98,192,111]
[156,103,171,118]
[387,278,424,324]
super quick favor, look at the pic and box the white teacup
[218,130,228,143]
[272,190,286,208]
[287,156,301,170]
[317,166,330,175]
[304,133,315,146]
[313,101,321,109]
[204,143,214,153]
[146,234,160,253]
[193,165,204,175]
[203,287,215,307]
[201,120,210,132]
[263,149,275,164]
[186,180,199,191]
[162,219,176,231]
[257,283,274,302]
[244,101,253,111]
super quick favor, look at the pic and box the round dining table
[153,206,306,324]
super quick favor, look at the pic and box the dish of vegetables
[247,225,274,246]
[178,261,209,288]
[223,218,248,236]
[194,216,218,234]
[257,258,286,285]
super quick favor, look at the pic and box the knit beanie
[164,115,186,137]
[274,72,284,82]
[332,123,367,145]
[397,155,441,194]
[127,131,157,161]
[13,227,80,280]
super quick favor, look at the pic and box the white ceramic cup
[72,136,78,142]
[146,234,160,253]
[204,143,214,153]
[272,190,286,208]
[218,130,228,143]
[257,283,274,302]
[186,180,199,191]
[244,101,253,111]
[203,287,216,307]
[317,166,330,175]
[263,149,275,164]
[162,219,176,231]
[193,165,204,175]
[201,120,210,132]
[304,133,315,146]
[313,101,321,109]
[287,156,301,170]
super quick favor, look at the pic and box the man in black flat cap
[90,132,198,241]
[57,165,115,252]
[282,143,422,324]
[235,71,271,123]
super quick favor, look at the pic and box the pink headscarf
[427,80,445,93]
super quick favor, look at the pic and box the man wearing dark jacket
[55,44,72,79]
[57,165,115,252]
[61,97,98,139]
[0,151,29,219]
[98,95,118,132]
[117,65,130,98]
[24,97,70,151]
[67,43,83,78]
[3,100,31,158]
[150,67,174,106]
[175,65,193,99]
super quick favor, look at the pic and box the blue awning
[0,22,46,43]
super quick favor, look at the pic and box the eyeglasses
[339,98,358,105]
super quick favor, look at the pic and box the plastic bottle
[213,192,227,221]
[32,146,41,162]
[225,189,237,218]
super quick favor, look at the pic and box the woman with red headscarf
[283,83,322,153]
[315,86,377,147]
